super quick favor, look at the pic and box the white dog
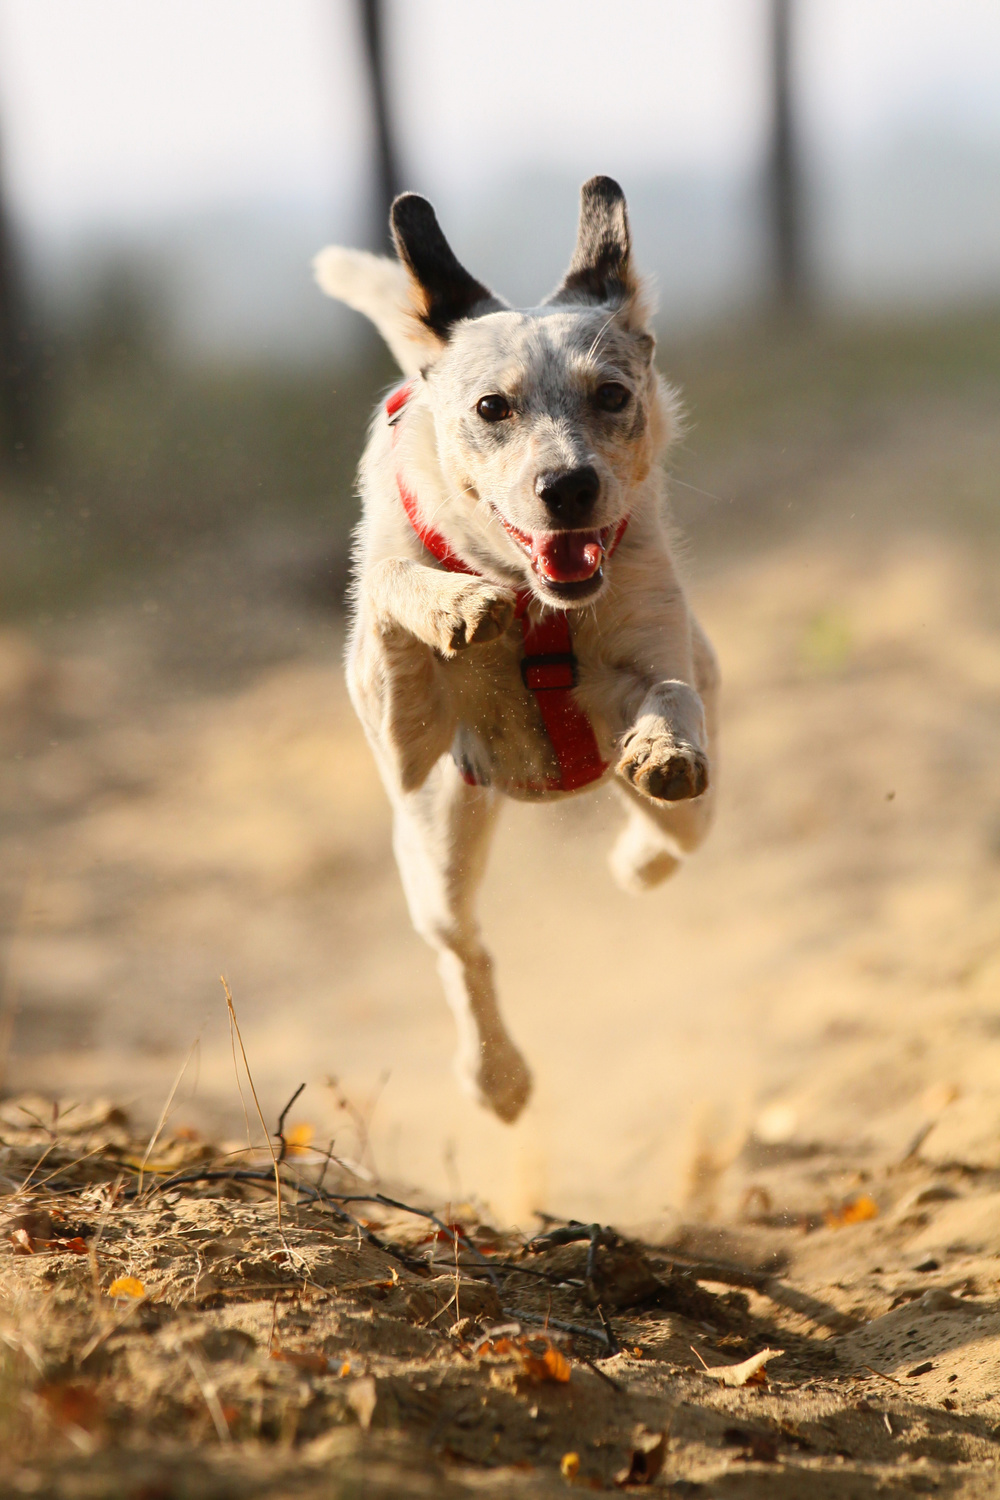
[315,177,717,1124]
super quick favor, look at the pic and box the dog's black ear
[391,193,500,339]
[545,176,639,308]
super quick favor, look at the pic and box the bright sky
[0,0,998,233]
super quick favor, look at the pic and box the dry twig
[275,1083,307,1163]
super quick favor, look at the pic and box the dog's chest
[442,624,614,801]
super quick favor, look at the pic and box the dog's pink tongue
[531,530,604,583]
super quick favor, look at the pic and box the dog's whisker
[668,475,730,505]
[419,485,470,531]
[586,308,621,364]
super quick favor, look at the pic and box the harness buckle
[521,652,578,691]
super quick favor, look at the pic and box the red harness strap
[386,381,624,793]
[517,608,609,791]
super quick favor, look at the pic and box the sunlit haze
[1,0,997,348]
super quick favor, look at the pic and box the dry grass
[5,1089,1000,1496]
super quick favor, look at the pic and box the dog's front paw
[616,730,709,803]
[432,581,516,655]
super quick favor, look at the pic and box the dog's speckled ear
[391,193,502,339]
[546,176,640,309]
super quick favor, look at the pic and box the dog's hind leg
[609,780,715,892]
[610,616,719,894]
[389,755,532,1123]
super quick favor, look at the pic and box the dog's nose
[534,465,600,526]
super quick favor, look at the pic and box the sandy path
[3,513,999,1231]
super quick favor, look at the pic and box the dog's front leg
[608,621,718,891]
[615,678,710,803]
[348,559,515,794]
[368,558,516,656]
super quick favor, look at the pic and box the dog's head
[318,177,674,606]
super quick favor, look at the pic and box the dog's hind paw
[458,1038,533,1124]
[616,733,709,804]
[431,580,516,655]
[609,816,682,894]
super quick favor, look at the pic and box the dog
[314,177,718,1124]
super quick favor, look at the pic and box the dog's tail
[313,246,429,376]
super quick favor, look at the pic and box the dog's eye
[476,395,512,423]
[595,382,631,413]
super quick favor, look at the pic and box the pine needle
[138,1038,200,1198]
[221,975,283,1232]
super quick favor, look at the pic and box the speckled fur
[315,178,718,1122]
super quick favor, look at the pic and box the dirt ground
[6,1089,1000,1499]
[2,327,1000,1493]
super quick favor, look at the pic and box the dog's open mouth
[494,513,610,589]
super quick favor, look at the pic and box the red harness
[386,382,626,793]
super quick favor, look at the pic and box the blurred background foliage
[0,0,997,634]
[1,299,996,625]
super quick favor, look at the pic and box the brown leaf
[270,1347,330,1374]
[478,1335,571,1385]
[10,1209,53,1241]
[38,1382,104,1432]
[520,1345,571,1385]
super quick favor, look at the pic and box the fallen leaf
[37,1382,104,1432]
[339,1361,351,1377]
[107,1276,145,1299]
[614,1428,665,1486]
[477,1335,572,1385]
[270,1347,329,1374]
[824,1193,879,1229]
[522,1345,571,1384]
[285,1121,314,1154]
[415,1221,468,1247]
[561,1452,580,1479]
[698,1347,784,1387]
[10,1228,35,1254]
[59,1237,90,1256]
[11,1209,53,1241]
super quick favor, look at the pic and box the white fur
[315,187,719,1123]
[313,246,436,375]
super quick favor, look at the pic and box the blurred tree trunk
[767,0,804,309]
[358,0,401,252]
[0,139,38,468]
